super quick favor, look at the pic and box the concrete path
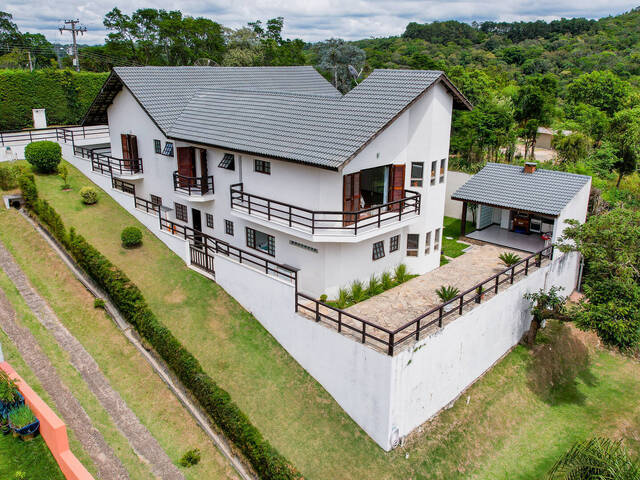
[0,287,128,479]
[0,241,185,480]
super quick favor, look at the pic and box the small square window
[154,139,162,154]
[174,202,187,222]
[410,162,423,187]
[390,235,399,252]
[225,220,234,236]
[372,241,385,260]
[407,233,419,257]
[425,231,431,255]
[246,227,275,256]
[434,228,441,250]
[206,213,214,228]
[162,142,174,157]
[439,158,446,183]
[218,153,235,170]
[255,159,271,175]
[150,194,162,206]
[430,160,437,186]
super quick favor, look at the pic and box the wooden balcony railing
[230,183,421,236]
[173,171,214,196]
[296,245,555,355]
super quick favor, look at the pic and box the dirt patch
[164,287,186,304]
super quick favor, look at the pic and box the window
[218,153,235,170]
[434,228,441,250]
[410,162,424,187]
[225,220,234,236]
[430,160,437,186]
[372,241,385,260]
[254,159,271,174]
[439,158,446,184]
[162,142,174,157]
[424,231,431,255]
[154,139,162,154]
[246,227,275,256]
[174,202,187,222]
[289,240,318,253]
[407,233,419,257]
[206,213,214,229]
[150,194,162,206]
[390,234,400,252]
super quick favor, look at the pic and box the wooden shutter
[199,149,208,193]
[389,164,406,211]
[120,134,130,159]
[177,147,196,187]
[128,135,138,159]
[342,172,360,226]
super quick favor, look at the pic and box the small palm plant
[499,252,522,267]
[366,274,382,297]
[0,371,19,405]
[435,285,460,302]
[394,263,409,284]
[350,280,366,304]
[381,271,394,291]
[548,437,640,480]
[335,287,349,309]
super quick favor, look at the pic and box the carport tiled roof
[83,66,471,170]
[451,163,590,216]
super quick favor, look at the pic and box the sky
[4,0,639,45]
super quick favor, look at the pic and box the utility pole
[59,19,87,72]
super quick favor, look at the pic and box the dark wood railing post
[388,334,394,356]
[248,195,252,215]
[378,207,381,228]
[315,301,320,322]
[288,206,292,227]
[311,212,315,234]
[361,323,366,343]
[338,311,342,332]
[536,252,542,267]
[438,307,443,327]
[510,266,515,284]
[525,258,529,275]
[458,295,463,315]
[415,318,421,340]
[267,199,271,221]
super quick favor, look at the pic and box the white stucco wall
[553,180,591,244]
[443,170,471,219]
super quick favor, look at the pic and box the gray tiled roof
[451,163,590,215]
[112,66,341,132]
[168,69,470,169]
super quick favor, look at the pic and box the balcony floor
[466,225,546,253]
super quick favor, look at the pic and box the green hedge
[0,70,108,131]
[18,175,302,480]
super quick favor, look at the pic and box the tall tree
[314,39,365,93]
[607,106,640,188]
[513,74,557,159]
[567,70,629,116]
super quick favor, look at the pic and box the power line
[59,19,87,71]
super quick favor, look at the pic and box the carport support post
[460,202,468,236]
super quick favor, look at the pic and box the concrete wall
[444,170,471,219]
[1,362,94,480]
[553,180,591,244]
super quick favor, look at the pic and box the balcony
[230,183,421,242]
[173,171,215,202]
[74,145,144,179]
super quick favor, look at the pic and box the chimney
[524,162,537,174]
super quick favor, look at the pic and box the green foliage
[394,263,409,284]
[93,298,105,309]
[20,178,301,479]
[79,186,98,205]
[17,174,37,208]
[552,132,591,164]
[319,294,327,303]
[380,271,394,291]
[24,141,61,173]
[8,405,36,429]
[313,38,365,92]
[366,274,381,297]
[179,448,201,467]
[0,70,108,130]
[120,226,142,248]
[499,252,522,267]
[435,285,460,302]
[0,370,19,405]
[586,141,618,177]
[567,70,629,116]
[548,437,640,479]
[0,163,20,190]
[58,164,69,189]
[349,280,366,304]
[335,287,349,309]
[607,106,640,188]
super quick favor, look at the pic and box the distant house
[535,126,572,150]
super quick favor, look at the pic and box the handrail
[230,182,421,235]
[74,144,143,176]
[295,244,555,355]
[173,171,214,196]
[0,125,109,146]
[159,217,297,283]
[134,196,160,214]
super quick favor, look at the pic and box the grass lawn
[443,216,476,238]
[18,160,640,479]
[0,209,238,480]
[442,216,475,258]
[0,432,64,479]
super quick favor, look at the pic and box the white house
[82,66,472,297]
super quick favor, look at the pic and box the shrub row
[18,175,301,480]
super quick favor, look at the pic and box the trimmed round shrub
[24,141,61,173]
[79,186,98,205]
[121,226,142,248]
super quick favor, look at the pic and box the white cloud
[4,0,638,45]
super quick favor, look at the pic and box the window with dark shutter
[218,153,235,170]
[162,142,174,156]
[254,159,271,174]
[225,220,234,236]
[154,139,162,154]
[206,213,214,228]
[372,241,385,260]
[390,235,399,252]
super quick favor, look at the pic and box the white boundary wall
[444,171,471,219]
[62,143,581,451]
